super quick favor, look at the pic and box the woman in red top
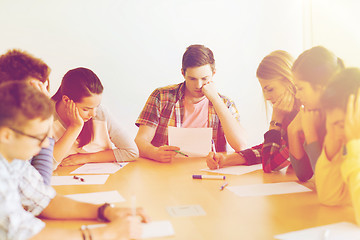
[206,50,299,173]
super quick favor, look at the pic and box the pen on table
[164,145,189,157]
[220,182,228,191]
[114,160,123,168]
[192,174,226,180]
[211,139,219,169]
[174,150,189,157]
[73,175,85,182]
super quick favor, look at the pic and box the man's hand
[201,81,219,102]
[154,145,180,163]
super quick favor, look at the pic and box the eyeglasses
[9,127,49,145]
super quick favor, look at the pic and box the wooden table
[47,157,355,240]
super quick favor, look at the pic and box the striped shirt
[30,137,55,185]
[136,82,240,152]
[0,155,56,240]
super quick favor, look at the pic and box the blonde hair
[257,50,295,92]
[256,50,295,116]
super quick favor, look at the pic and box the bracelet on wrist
[270,120,282,128]
[97,203,114,222]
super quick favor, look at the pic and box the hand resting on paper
[60,153,91,166]
[206,152,247,170]
[94,206,151,240]
[206,152,226,169]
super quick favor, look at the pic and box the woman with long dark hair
[52,67,138,167]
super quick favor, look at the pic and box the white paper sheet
[51,175,109,186]
[65,190,125,204]
[168,126,212,157]
[275,222,360,240]
[227,182,312,197]
[142,220,175,239]
[70,162,129,174]
[85,220,175,239]
[201,164,262,175]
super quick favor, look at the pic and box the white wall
[311,0,360,68]
[0,0,304,147]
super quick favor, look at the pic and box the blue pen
[220,182,228,191]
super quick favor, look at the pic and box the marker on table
[73,175,85,182]
[220,182,228,191]
[192,174,226,180]
[174,150,189,157]
[211,139,219,169]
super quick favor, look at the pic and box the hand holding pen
[206,140,225,170]
[164,144,188,157]
[156,145,181,163]
[206,152,223,170]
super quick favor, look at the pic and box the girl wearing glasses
[51,67,138,167]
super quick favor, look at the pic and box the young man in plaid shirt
[135,44,247,162]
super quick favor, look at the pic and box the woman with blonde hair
[206,50,299,172]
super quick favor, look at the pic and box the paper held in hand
[168,126,212,157]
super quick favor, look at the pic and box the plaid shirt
[0,155,56,239]
[239,109,298,173]
[136,82,240,152]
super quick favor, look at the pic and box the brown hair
[0,81,54,128]
[52,67,103,148]
[182,44,215,74]
[321,68,360,111]
[292,46,344,87]
[0,49,51,90]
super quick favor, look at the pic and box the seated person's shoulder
[94,105,107,121]
[152,83,183,96]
